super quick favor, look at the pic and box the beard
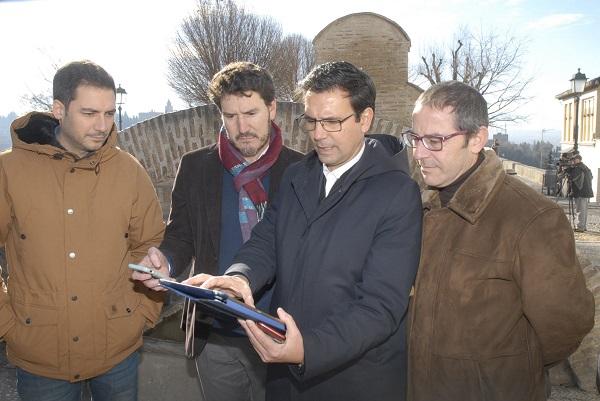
[234,131,269,158]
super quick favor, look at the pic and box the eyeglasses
[296,113,355,133]
[401,129,468,151]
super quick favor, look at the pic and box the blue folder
[159,279,286,339]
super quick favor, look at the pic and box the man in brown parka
[403,81,594,401]
[0,60,164,401]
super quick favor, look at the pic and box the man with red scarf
[133,62,302,401]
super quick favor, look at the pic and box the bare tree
[20,92,53,112]
[413,27,533,126]
[167,0,314,105]
[20,55,60,112]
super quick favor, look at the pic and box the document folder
[159,279,286,341]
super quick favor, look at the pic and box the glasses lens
[423,137,443,151]
[299,117,315,132]
[402,132,416,147]
[321,120,342,132]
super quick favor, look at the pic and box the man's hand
[131,247,170,291]
[194,274,255,307]
[240,307,304,365]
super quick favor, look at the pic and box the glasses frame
[296,113,356,133]
[401,129,468,151]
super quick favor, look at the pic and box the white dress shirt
[322,143,365,197]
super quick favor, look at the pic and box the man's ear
[468,126,488,154]
[268,100,276,121]
[52,100,65,121]
[359,107,374,134]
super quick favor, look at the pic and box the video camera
[556,149,579,169]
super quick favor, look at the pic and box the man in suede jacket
[404,81,594,401]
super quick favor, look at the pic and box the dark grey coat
[228,138,422,401]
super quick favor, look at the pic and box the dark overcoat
[229,138,423,401]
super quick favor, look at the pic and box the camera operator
[566,155,594,232]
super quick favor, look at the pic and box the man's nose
[311,122,328,141]
[237,116,249,133]
[412,138,429,160]
[96,115,109,132]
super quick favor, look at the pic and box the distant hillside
[498,129,561,146]
[0,113,17,151]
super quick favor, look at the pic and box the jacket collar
[291,138,401,223]
[421,150,505,224]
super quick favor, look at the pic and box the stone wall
[118,102,404,214]
[313,12,422,126]
[502,159,546,185]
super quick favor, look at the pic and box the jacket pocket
[103,290,145,360]
[8,303,59,369]
[434,250,525,358]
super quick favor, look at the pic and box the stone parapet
[118,102,403,213]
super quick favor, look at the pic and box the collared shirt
[322,142,365,197]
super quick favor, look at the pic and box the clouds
[527,13,585,31]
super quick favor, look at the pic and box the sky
[1,0,599,139]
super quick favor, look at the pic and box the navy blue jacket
[228,138,422,401]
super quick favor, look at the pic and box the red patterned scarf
[218,121,283,242]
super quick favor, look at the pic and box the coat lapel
[291,153,322,222]
[291,146,379,226]
[204,148,223,256]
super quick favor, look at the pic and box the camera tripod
[555,173,576,229]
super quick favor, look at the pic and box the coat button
[20,234,26,239]
[73,336,79,342]
[25,318,31,324]
[126,307,132,313]
[70,168,76,173]
[74,374,80,379]
[67,208,74,215]
[68,252,76,259]
[71,295,78,301]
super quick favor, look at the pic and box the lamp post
[116,84,127,132]
[569,69,587,152]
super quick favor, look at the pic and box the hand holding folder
[159,279,286,342]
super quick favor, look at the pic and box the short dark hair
[297,61,376,116]
[208,62,275,109]
[53,60,116,109]
[416,81,488,138]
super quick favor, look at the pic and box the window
[581,96,596,142]
[563,102,572,143]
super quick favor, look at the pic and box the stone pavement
[550,386,600,401]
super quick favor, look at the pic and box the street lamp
[569,69,587,152]
[116,84,127,132]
